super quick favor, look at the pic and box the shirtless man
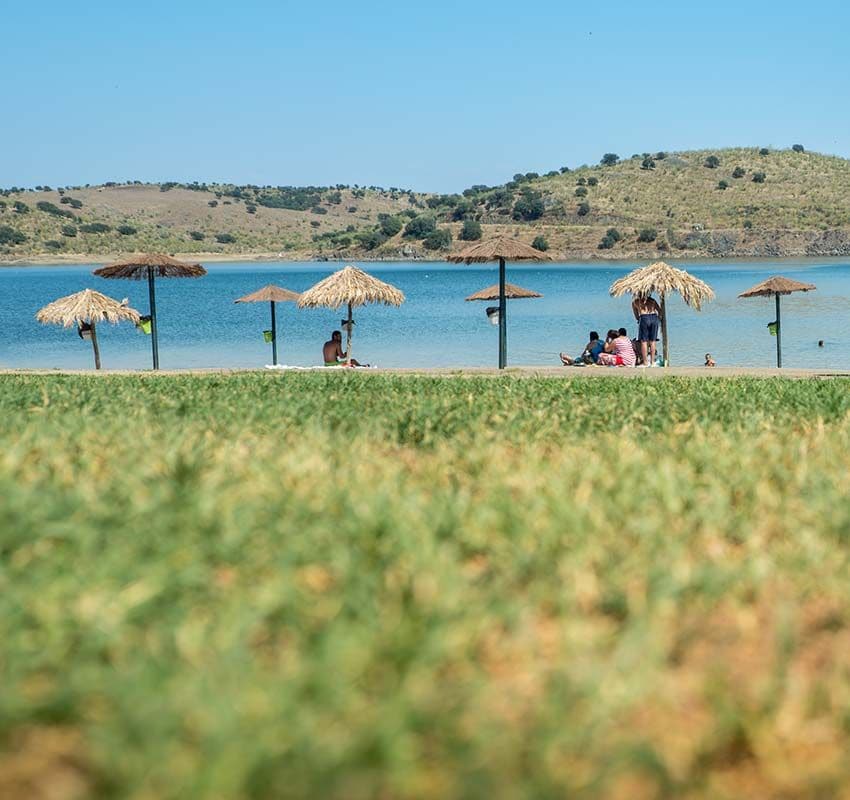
[632,294,662,367]
[322,330,364,367]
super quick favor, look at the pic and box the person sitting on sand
[323,330,365,367]
[632,294,661,368]
[704,353,716,367]
[560,330,604,366]
[598,329,637,367]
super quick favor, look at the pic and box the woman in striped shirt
[597,329,637,367]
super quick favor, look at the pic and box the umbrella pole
[660,292,669,367]
[148,267,159,370]
[345,301,353,365]
[498,256,507,369]
[270,300,278,366]
[90,321,101,370]
[775,293,782,368]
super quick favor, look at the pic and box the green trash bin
[767,321,778,337]
[138,316,152,335]
[263,330,274,343]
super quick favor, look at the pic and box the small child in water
[704,353,716,367]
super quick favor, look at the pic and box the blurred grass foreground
[3,373,850,799]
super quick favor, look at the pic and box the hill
[2,146,850,263]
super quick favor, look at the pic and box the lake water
[1,260,848,370]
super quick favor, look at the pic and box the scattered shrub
[403,215,437,239]
[44,239,63,250]
[245,204,257,214]
[189,231,205,241]
[79,223,111,233]
[379,216,404,237]
[61,225,77,237]
[326,191,342,204]
[512,191,544,221]
[600,153,619,166]
[36,201,73,218]
[576,177,586,186]
[0,225,26,245]
[743,219,754,229]
[459,220,482,241]
[717,180,729,190]
[347,206,357,213]
[423,228,452,251]
[792,144,805,153]
[575,187,588,198]
[732,167,746,178]
[587,177,599,187]
[704,155,720,169]
[641,156,656,170]
[13,201,29,214]
[117,224,137,235]
[576,202,590,217]
[160,182,178,192]
[759,148,769,156]
[637,227,657,242]
[531,235,549,252]
[310,221,321,228]
[655,152,667,160]
[208,200,218,208]
[356,230,387,250]
[598,227,622,249]
[215,233,236,243]
[752,172,766,183]
[311,206,328,215]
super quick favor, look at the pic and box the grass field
[4,374,850,799]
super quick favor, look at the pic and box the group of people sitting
[559,295,662,368]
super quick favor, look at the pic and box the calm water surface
[1,260,848,370]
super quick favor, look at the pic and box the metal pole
[90,321,101,370]
[498,257,507,369]
[775,293,782,368]
[660,292,669,367]
[345,301,353,365]
[148,266,159,370]
[270,300,278,366]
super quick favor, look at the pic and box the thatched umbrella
[93,254,207,370]
[36,288,140,369]
[739,276,816,368]
[465,283,542,346]
[235,284,301,366]
[448,237,551,368]
[297,265,404,364]
[609,261,714,366]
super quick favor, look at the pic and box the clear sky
[2,0,848,193]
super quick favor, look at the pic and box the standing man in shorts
[632,294,662,367]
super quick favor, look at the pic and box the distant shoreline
[3,252,850,268]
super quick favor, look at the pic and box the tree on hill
[423,228,452,251]
[531,235,549,252]
[575,187,588,198]
[216,233,236,244]
[641,156,656,170]
[704,155,721,169]
[459,220,482,241]
[379,216,404,237]
[13,201,29,213]
[117,225,137,235]
[600,153,619,166]
[792,144,805,153]
[403,215,437,239]
[587,177,599,187]
[576,202,590,217]
[189,231,205,241]
[512,191,544,221]
[61,225,77,237]
[732,167,746,178]
[759,148,769,156]
[0,225,26,245]
[79,223,111,234]
[752,172,766,183]
[598,228,621,250]
[637,227,657,242]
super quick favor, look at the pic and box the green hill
[2,147,849,262]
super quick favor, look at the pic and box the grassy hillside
[1,147,849,262]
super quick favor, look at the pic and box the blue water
[1,260,848,369]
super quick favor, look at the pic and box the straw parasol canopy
[738,276,816,298]
[739,275,816,368]
[36,288,140,370]
[297,266,405,364]
[235,284,301,366]
[448,237,551,369]
[465,283,542,301]
[235,284,301,304]
[609,261,715,366]
[93,254,207,370]
[447,236,552,264]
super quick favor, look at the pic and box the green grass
[4,374,850,799]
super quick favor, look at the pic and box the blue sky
[2,0,848,192]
